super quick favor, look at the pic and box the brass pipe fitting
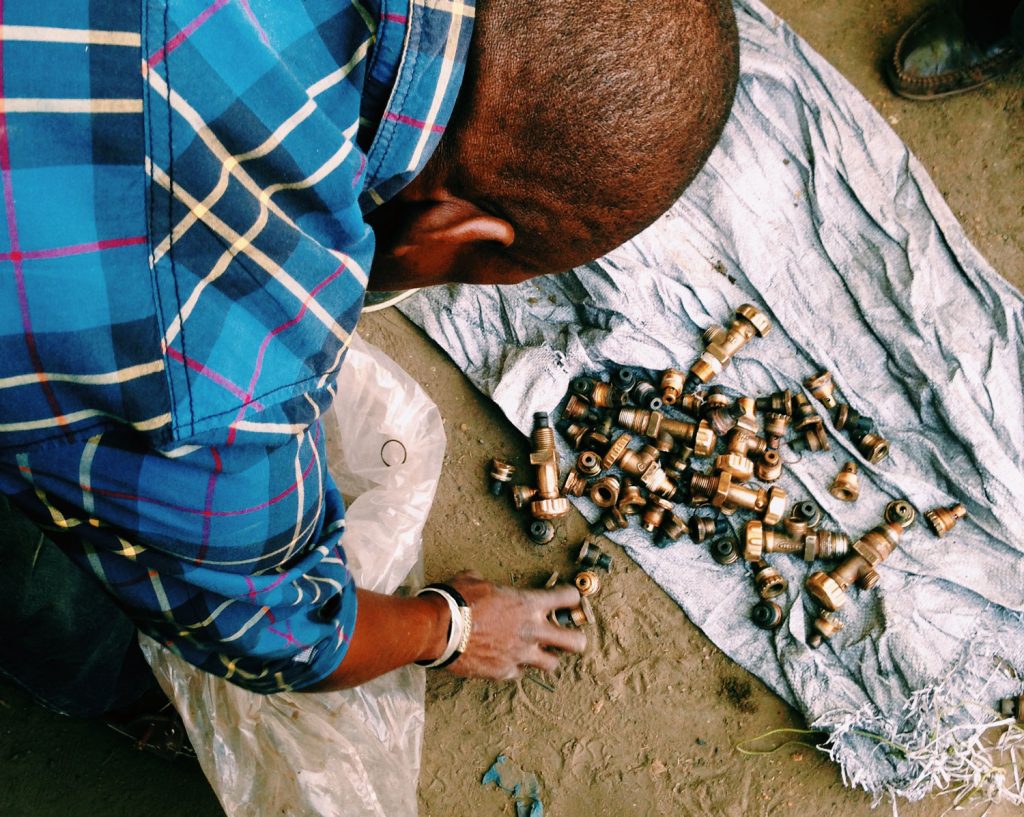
[792,500,822,527]
[640,495,674,533]
[692,472,786,525]
[833,403,874,435]
[675,391,706,417]
[710,536,739,565]
[563,394,595,421]
[570,377,618,408]
[755,450,783,482]
[577,450,602,477]
[751,600,784,630]
[701,387,735,436]
[789,422,830,453]
[592,507,629,534]
[601,433,634,469]
[618,445,662,477]
[715,452,755,483]
[488,458,516,497]
[659,512,687,543]
[804,370,837,409]
[855,432,890,464]
[752,558,788,599]
[763,412,791,449]
[574,570,601,597]
[805,522,903,610]
[562,469,587,497]
[660,417,717,457]
[685,304,773,389]
[661,369,685,406]
[653,431,675,455]
[553,598,595,628]
[631,381,663,411]
[727,427,769,458]
[612,367,637,394]
[829,462,860,502]
[884,498,917,530]
[801,529,850,562]
[755,389,793,416]
[663,450,693,482]
[689,514,730,543]
[512,484,537,511]
[807,610,844,649]
[616,480,645,515]
[529,412,570,520]
[743,520,802,561]
[616,407,663,438]
[925,503,967,537]
[528,519,556,545]
[589,475,621,508]
[734,396,759,434]
[577,538,613,571]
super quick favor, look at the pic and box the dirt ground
[1,2,1021,816]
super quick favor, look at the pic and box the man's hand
[443,570,587,680]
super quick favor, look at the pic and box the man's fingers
[537,620,587,654]
[524,648,560,673]
[526,584,581,611]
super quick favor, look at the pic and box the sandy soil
[1,1,1021,816]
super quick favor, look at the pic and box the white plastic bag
[141,332,446,817]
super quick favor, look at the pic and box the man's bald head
[367,0,739,289]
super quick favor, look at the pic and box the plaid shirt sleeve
[0,0,473,693]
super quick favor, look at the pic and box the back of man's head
[367,0,739,289]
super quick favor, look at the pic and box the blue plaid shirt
[0,0,473,693]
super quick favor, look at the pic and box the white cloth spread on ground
[399,0,1024,804]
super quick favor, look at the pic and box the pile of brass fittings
[486,302,970,648]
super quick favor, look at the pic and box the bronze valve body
[801,529,850,561]
[577,450,602,477]
[687,304,772,387]
[806,521,903,610]
[783,514,808,540]
[675,391,706,417]
[744,520,802,561]
[618,446,679,500]
[631,381,663,411]
[755,389,793,416]
[807,610,844,649]
[690,472,786,525]
[562,469,587,498]
[804,370,837,409]
[574,570,601,597]
[616,409,717,457]
[763,412,791,449]
[727,426,768,459]
[589,475,621,509]
[512,484,537,511]
[855,432,890,464]
[616,480,646,515]
[884,498,917,530]
[752,600,784,630]
[577,538,613,571]
[710,536,740,564]
[601,432,634,469]
[528,519,556,545]
[661,369,685,406]
[590,381,619,409]
[641,495,674,533]
[529,413,570,520]
[925,503,967,537]
[715,452,754,483]
[830,462,860,502]
[833,403,874,435]
[752,558,788,599]
[488,458,516,496]
[616,407,663,438]
[756,450,783,482]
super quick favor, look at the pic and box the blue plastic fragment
[481,754,543,817]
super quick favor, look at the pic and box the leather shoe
[887,4,1021,99]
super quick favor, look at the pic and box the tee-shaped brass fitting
[743,519,802,561]
[619,444,678,500]
[805,521,903,610]
[529,412,570,520]
[685,304,772,389]
[925,503,967,537]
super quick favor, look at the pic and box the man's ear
[388,196,515,257]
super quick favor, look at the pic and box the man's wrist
[414,592,451,663]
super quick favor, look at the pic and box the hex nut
[763,486,788,527]
[884,499,917,530]
[692,420,718,458]
[805,571,846,611]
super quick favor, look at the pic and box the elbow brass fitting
[576,450,602,477]
[755,389,793,416]
[715,452,755,483]
[640,495,674,534]
[529,412,570,520]
[488,458,516,497]
[574,570,601,597]
[743,519,802,561]
[755,450,783,482]
[805,522,903,610]
[612,367,637,394]
[884,498,917,529]
[616,407,663,438]
[689,514,730,543]
[727,426,768,459]
[752,600,784,630]
[807,610,844,649]
[710,536,740,564]
[925,503,967,537]
[589,475,622,508]
[854,432,889,464]
[763,412,791,450]
[685,304,773,389]
[631,381,663,411]
[661,369,685,406]
[829,462,860,502]
[528,519,556,545]
[562,468,587,498]
[577,537,613,571]
[616,479,646,515]
[804,371,837,409]
[752,558,788,599]
[701,387,736,436]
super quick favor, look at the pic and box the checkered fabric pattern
[0,0,474,693]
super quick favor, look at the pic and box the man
[0,0,739,724]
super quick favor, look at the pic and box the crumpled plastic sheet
[142,333,446,817]
[400,0,1024,803]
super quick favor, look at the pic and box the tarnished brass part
[702,388,735,436]
[653,430,675,454]
[512,484,538,511]
[756,450,783,482]
[752,600,784,630]
[575,570,601,597]
[616,407,662,438]
[593,507,628,533]
[577,450,602,477]
[488,458,517,496]
[562,469,587,498]
[559,421,590,450]
[625,412,717,457]
[997,695,1024,721]
[807,610,844,649]
[530,497,571,519]
[830,462,860,502]
[793,500,822,526]
[833,403,874,435]
[763,486,788,526]
[884,499,917,530]
[752,558,788,599]
[676,391,705,417]
[570,377,597,399]
[619,444,678,499]
[544,571,560,589]
[528,519,556,545]
[734,396,759,434]
[687,304,772,386]
[806,522,903,610]
[694,471,773,518]
[804,370,837,409]
[590,381,618,409]
[855,433,890,464]
[802,529,851,562]
[727,427,768,458]
[763,412,791,449]
[688,350,724,386]
[641,495,674,533]
[616,480,645,515]
[791,393,817,429]
[789,422,830,453]
[553,600,594,628]
[632,381,663,411]
[925,503,967,537]
[660,512,687,542]
[744,519,802,561]
[601,433,634,469]
[715,452,754,482]
[710,536,739,565]
[783,514,808,540]
[613,368,636,393]
[577,538,613,571]
[563,394,593,420]
[589,476,621,509]
[663,450,693,482]
[594,415,613,439]
[529,412,569,519]
[661,369,685,405]
[702,325,726,346]
[689,514,729,543]
[755,389,793,416]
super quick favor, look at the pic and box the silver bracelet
[414,585,468,669]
